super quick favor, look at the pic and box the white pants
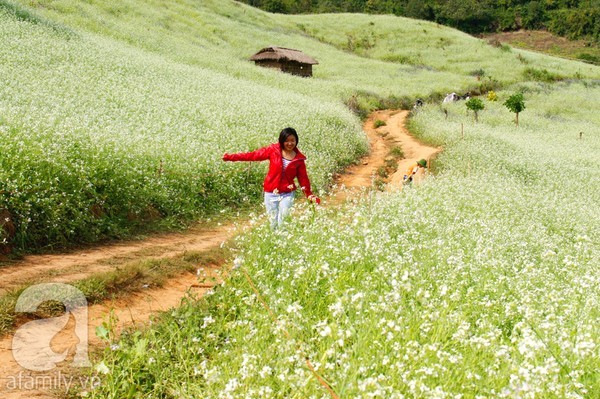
[264,191,295,230]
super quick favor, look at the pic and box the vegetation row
[239,0,600,45]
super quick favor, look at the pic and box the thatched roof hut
[250,46,318,77]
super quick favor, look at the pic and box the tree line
[238,0,600,43]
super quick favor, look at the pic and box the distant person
[403,159,427,184]
[222,127,320,230]
[443,92,459,103]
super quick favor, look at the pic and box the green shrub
[465,97,485,122]
[476,76,502,96]
[503,92,526,126]
[470,68,485,78]
[374,119,386,128]
[381,54,418,64]
[577,53,600,65]
[345,91,414,119]
[516,53,529,64]
[0,294,16,335]
[523,67,564,82]
[376,165,388,178]
[388,145,404,159]
[345,30,376,53]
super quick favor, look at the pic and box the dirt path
[0,226,230,296]
[0,273,208,399]
[386,111,442,187]
[328,110,396,204]
[0,110,439,398]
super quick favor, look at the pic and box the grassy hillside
[14,1,599,95]
[286,13,598,84]
[1,0,599,254]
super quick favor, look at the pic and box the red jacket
[223,143,313,197]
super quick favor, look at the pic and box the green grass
[388,145,404,159]
[373,119,386,128]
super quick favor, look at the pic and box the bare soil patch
[483,30,600,64]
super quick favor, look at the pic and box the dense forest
[238,0,600,43]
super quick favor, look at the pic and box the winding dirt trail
[0,110,439,399]
[387,111,442,187]
[0,226,230,297]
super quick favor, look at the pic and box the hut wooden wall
[254,60,312,77]
[281,62,312,77]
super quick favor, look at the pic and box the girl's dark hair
[278,127,299,148]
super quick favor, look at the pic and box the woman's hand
[308,195,321,205]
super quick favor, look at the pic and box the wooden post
[461,123,464,139]
[580,132,583,139]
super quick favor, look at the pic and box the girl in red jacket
[222,127,320,229]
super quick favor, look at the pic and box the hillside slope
[1,0,600,252]
[13,1,600,94]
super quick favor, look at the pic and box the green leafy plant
[373,119,386,128]
[376,165,389,178]
[516,53,529,64]
[388,145,404,159]
[504,93,526,126]
[465,97,485,122]
[470,68,485,79]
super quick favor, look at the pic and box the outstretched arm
[223,146,270,162]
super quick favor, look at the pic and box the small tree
[504,93,526,126]
[465,97,485,122]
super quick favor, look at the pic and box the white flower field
[0,3,368,249]
[1,0,599,397]
[89,86,599,397]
